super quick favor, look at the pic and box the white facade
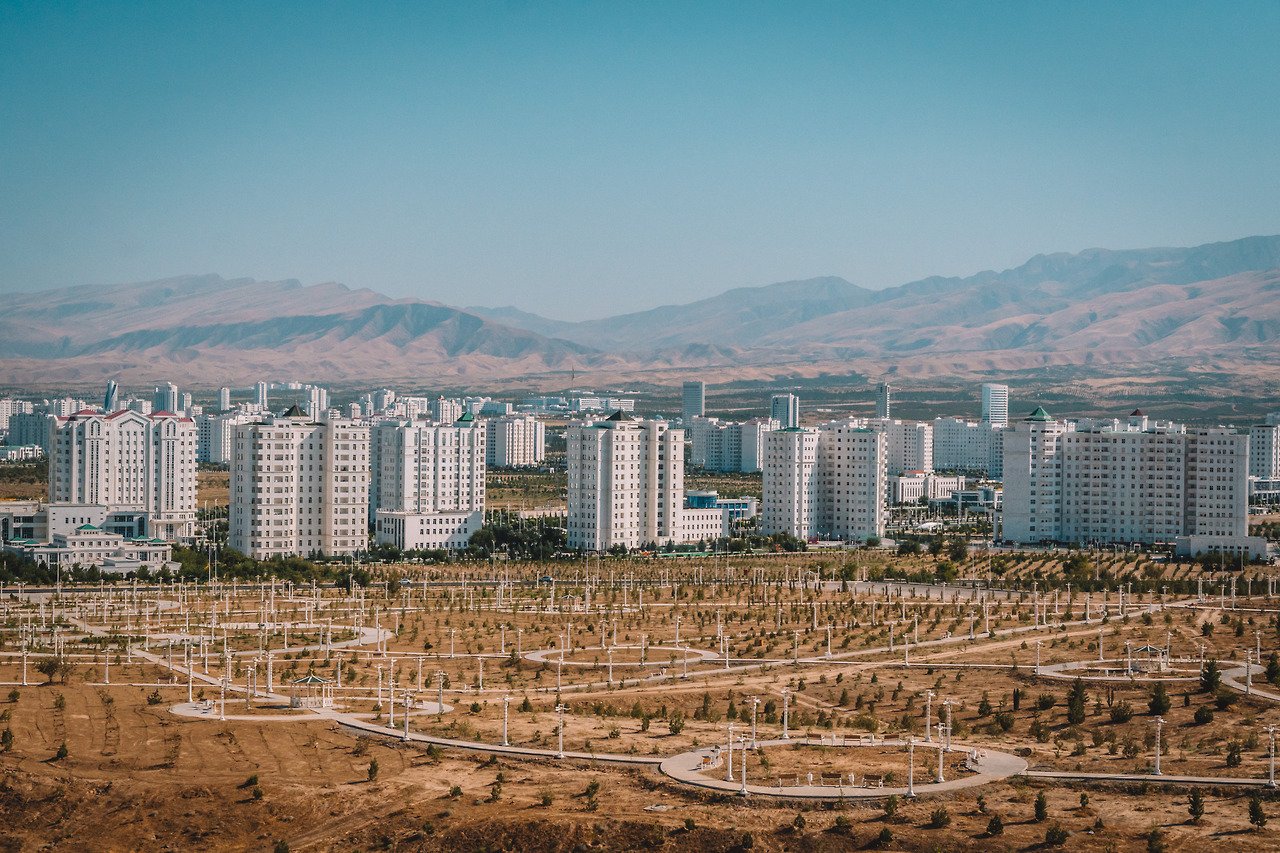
[197,411,256,464]
[49,409,197,541]
[429,397,464,424]
[3,525,172,573]
[871,419,933,475]
[218,387,231,412]
[762,423,887,542]
[890,473,967,504]
[153,383,179,414]
[1249,424,1280,479]
[933,417,996,473]
[485,414,546,467]
[981,383,1009,427]
[375,510,483,553]
[1002,407,1254,549]
[770,393,800,429]
[371,416,486,524]
[690,416,778,473]
[229,412,369,559]
[566,415,684,550]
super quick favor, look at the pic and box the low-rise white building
[374,509,483,553]
[3,524,172,573]
[890,472,967,504]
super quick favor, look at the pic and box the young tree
[367,759,379,782]
[1268,651,1280,686]
[1034,790,1048,822]
[1148,683,1171,716]
[986,814,1004,836]
[1067,678,1088,725]
[1249,794,1267,829]
[1188,789,1205,824]
[1,728,12,752]
[1201,659,1221,693]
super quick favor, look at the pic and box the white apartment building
[1002,407,1262,557]
[218,387,231,412]
[689,416,778,473]
[49,408,197,541]
[999,407,1066,543]
[228,408,369,559]
[682,381,705,421]
[870,419,933,476]
[566,413,684,550]
[429,397,464,424]
[762,423,887,542]
[770,394,800,429]
[933,417,997,473]
[981,383,1010,427]
[485,414,546,467]
[0,398,33,435]
[1249,423,1280,479]
[196,411,257,464]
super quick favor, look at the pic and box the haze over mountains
[3,236,1279,390]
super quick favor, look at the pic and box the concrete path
[1024,769,1277,788]
[658,737,1027,799]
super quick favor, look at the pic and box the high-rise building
[152,383,179,414]
[218,387,231,412]
[229,407,369,559]
[103,381,119,413]
[1001,407,1261,557]
[429,396,464,424]
[870,419,933,475]
[485,414,546,467]
[566,413,684,550]
[875,382,892,419]
[689,416,778,473]
[999,407,1066,543]
[371,413,486,551]
[770,393,800,429]
[49,408,197,540]
[981,383,1009,427]
[681,381,705,422]
[8,412,52,451]
[0,398,34,437]
[307,386,329,418]
[196,411,256,464]
[761,422,887,543]
[180,392,193,414]
[1250,423,1280,479]
[255,381,269,408]
[932,417,997,473]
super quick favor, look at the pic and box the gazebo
[1131,644,1169,673]
[290,674,334,709]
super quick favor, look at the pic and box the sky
[1,2,1279,320]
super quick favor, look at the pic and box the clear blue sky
[2,2,1278,319]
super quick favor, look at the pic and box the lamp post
[1153,716,1164,775]
[738,735,748,797]
[925,690,934,743]
[935,724,945,782]
[725,723,735,782]
[906,735,916,797]
[751,696,760,749]
[1268,726,1276,789]
[502,695,511,747]
[555,703,566,758]
[782,689,790,740]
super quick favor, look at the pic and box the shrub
[883,794,898,818]
[875,827,893,847]
[1193,705,1214,725]
[0,728,12,752]
[986,814,1004,835]
[1035,694,1056,711]
[1034,790,1048,822]
[927,805,951,828]
[367,759,379,781]
[1215,690,1238,711]
[1188,789,1204,823]
[1148,683,1171,716]
[251,785,263,800]
[1044,824,1068,846]
[1109,701,1134,724]
[54,741,68,761]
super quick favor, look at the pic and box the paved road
[1024,769,1276,788]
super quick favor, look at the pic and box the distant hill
[2,236,1278,389]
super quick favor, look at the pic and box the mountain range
[2,236,1279,390]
